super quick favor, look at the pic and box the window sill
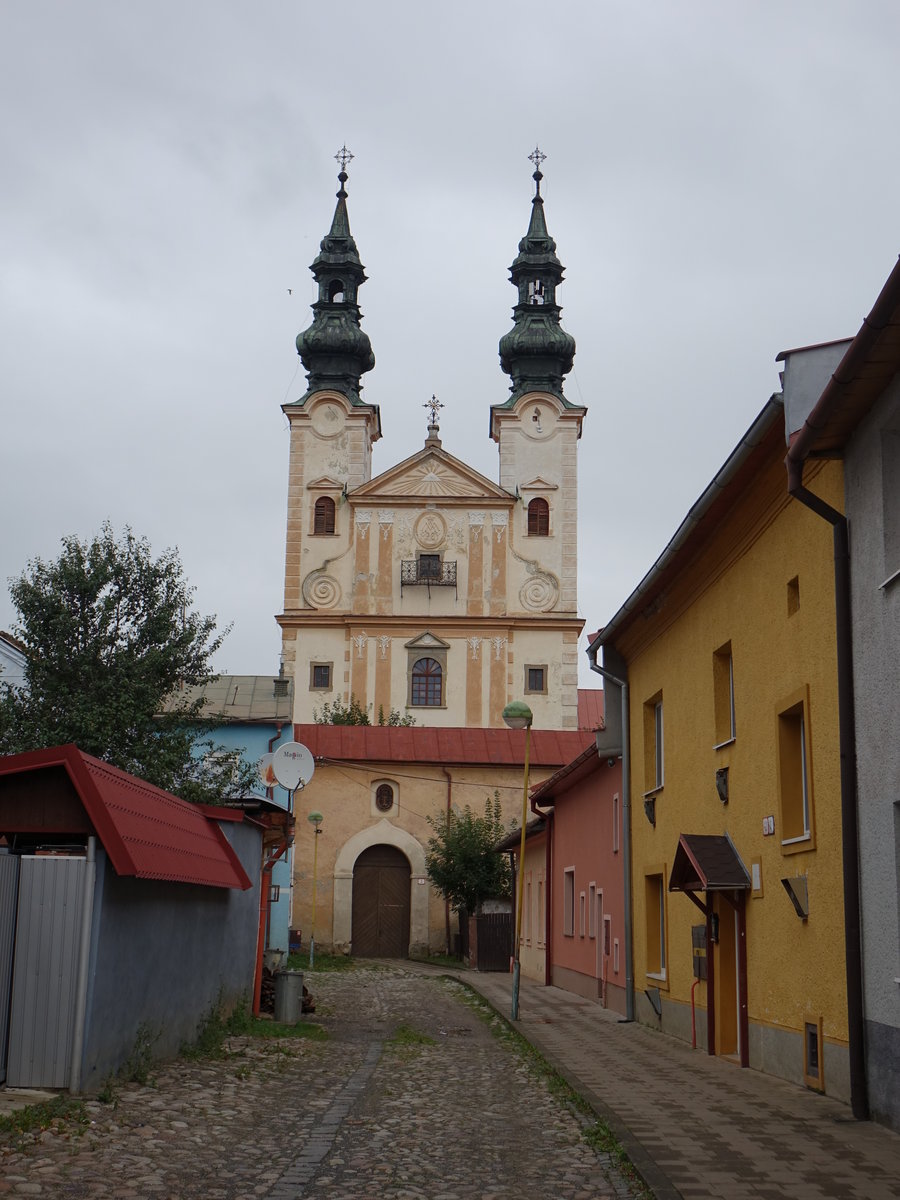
[879,567,900,591]
[781,834,815,856]
[713,737,736,751]
[642,786,664,799]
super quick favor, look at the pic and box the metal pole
[511,721,532,1020]
[309,824,320,970]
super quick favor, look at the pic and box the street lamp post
[307,811,323,970]
[502,700,533,1021]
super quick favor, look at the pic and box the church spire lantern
[498,148,576,403]
[295,147,375,405]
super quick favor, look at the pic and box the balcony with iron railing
[401,558,457,595]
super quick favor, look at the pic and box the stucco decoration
[355,510,372,539]
[332,820,429,953]
[301,570,342,609]
[415,511,447,549]
[378,635,391,660]
[510,545,561,612]
[378,509,394,540]
[468,511,485,542]
[352,632,369,658]
[467,635,482,661]
[378,460,478,498]
[310,401,346,438]
[491,635,507,661]
[492,511,508,543]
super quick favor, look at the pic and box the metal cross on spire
[335,145,354,173]
[424,394,444,426]
[528,146,547,171]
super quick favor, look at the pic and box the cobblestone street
[0,965,640,1200]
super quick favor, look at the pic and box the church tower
[279,149,381,687]
[491,149,586,721]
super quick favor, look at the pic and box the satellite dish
[257,753,276,788]
[271,742,316,791]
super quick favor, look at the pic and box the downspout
[786,457,868,1120]
[252,838,290,1016]
[442,767,453,955]
[530,794,553,988]
[68,835,96,1093]
[587,647,634,1023]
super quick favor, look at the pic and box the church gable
[351,448,511,503]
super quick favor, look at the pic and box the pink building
[532,746,627,1014]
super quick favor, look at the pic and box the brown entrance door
[351,845,411,958]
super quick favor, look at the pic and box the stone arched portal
[332,819,429,956]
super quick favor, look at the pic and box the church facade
[276,151,594,955]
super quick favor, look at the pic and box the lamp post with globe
[502,699,533,1020]
[307,811,323,969]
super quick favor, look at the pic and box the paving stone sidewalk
[423,962,900,1200]
[0,965,641,1199]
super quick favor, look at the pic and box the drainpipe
[587,647,634,1023]
[69,836,96,1093]
[252,838,290,1016]
[786,458,868,1119]
[442,767,453,955]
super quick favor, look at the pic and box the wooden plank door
[351,846,411,957]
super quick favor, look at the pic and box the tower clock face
[522,401,557,440]
[311,401,345,438]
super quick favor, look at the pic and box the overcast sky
[2,2,899,690]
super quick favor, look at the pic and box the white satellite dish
[271,741,316,791]
[257,753,275,788]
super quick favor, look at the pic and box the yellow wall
[616,445,848,1083]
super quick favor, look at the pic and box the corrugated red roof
[577,689,605,730]
[0,745,252,890]
[293,724,593,767]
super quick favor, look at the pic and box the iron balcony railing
[400,560,457,591]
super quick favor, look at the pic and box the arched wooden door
[351,845,411,958]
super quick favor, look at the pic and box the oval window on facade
[375,783,394,813]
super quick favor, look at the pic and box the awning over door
[669,833,751,893]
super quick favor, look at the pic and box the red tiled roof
[293,724,593,767]
[577,689,605,731]
[0,745,252,890]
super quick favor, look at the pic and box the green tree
[313,694,416,726]
[0,523,256,804]
[425,792,513,916]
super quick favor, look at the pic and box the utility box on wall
[692,924,707,980]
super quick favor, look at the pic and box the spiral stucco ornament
[519,572,559,612]
[302,571,342,609]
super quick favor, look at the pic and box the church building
[277,150,597,956]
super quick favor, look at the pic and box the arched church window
[328,279,345,303]
[527,497,550,536]
[314,496,336,535]
[411,657,442,706]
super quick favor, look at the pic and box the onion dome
[295,147,375,405]
[498,149,576,403]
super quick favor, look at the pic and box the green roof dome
[498,154,576,403]
[295,152,375,405]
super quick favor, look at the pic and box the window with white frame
[714,641,736,746]
[613,793,620,853]
[643,693,664,793]
[645,870,667,980]
[588,883,596,938]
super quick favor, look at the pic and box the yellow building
[275,151,596,956]
[592,397,850,1100]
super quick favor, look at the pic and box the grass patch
[181,999,328,1060]
[442,980,652,1199]
[410,952,465,969]
[286,951,356,973]
[389,1023,436,1047]
[0,1097,89,1150]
